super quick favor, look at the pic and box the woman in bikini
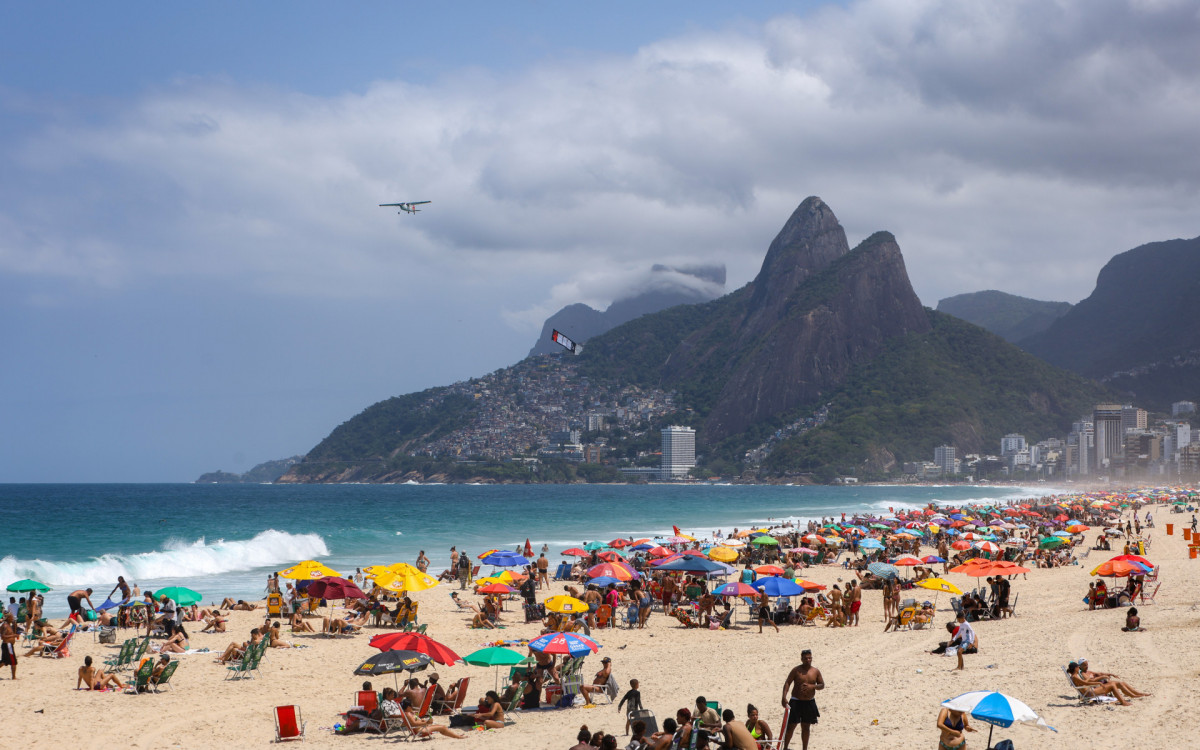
[158,624,190,653]
[77,655,126,691]
[745,703,773,745]
[936,706,975,750]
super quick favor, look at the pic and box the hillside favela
[7,4,1200,750]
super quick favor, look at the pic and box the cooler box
[267,593,283,616]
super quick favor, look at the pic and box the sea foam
[0,529,329,587]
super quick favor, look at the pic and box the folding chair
[151,660,180,692]
[1063,666,1117,705]
[274,704,306,742]
[758,704,790,749]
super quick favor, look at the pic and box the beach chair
[406,602,420,627]
[126,659,154,694]
[151,660,179,692]
[104,638,135,672]
[42,625,76,659]
[225,642,264,681]
[132,635,151,664]
[416,685,437,718]
[896,607,915,630]
[441,677,469,715]
[273,704,306,742]
[629,708,658,735]
[1062,666,1117,705]
[595,604,612,629]
[1140,582,1160,605]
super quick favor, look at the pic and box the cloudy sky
[3,0,1198,482]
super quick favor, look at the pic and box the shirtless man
[536,553,550,589]
[67,588,95,619]
[216,628,262,664]
[1077,658,1150,698]
[1,613,18,679]
[758,590,778,634]
[720,709,759,750]
[579,656,612,705]
[77,655,125,690]
[825,586,845,628]
[531,648,562,687]
[781,649,824,750]
[201,610,227,633]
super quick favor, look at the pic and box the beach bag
[994,741,1014,750]
[629,709,658,734]
[448,714,474,728]
[99,626,117,644]
[84,609,98,622]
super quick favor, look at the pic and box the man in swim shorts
[845,580,861,626]
[1,613,18,679]
[67,588,95,619]
[781,649,824,750]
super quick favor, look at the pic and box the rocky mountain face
[527,264,725,357]
[586,197,931,443]
[937,290,1071,343]
[1019,235,1200,408]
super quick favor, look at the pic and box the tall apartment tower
[1000,434,1026,456]
[934,445,958,476]
[1121,406,1147,434]
[1093,404,1125,469]
[660,426,696,479]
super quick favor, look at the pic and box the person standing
[536,553,550,589]
[457,550,471,590]
[0,613,18,680]
[449,546,459,573]
[781,649,824,750]
[416,550,430,573]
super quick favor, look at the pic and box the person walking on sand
[758,589,778,634]
[781,649,823,750]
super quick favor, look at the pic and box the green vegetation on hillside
[305,388,477,462]
[762,311,1111,477]
[937,290,1071,343]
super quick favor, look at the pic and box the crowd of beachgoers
[2,485,1195,749]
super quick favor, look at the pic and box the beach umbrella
[750,535,780,547]
[714,582,758,597]
[940,690,1056,749]
[867,562,899,580]
[608,539,630,549]
[562,548,589,557]
[973,542,1002,555]
[915,578,963,595]
[858,538,885,550]
[646,546,672,558]
[922,556,946,564]
[628,543,654,552]
[370,632,464,665]
[482,552,530,567]
[793,579,827,592]
[278,560,341,580]
[950,540,972,551]
[583,541,609,551]
[751,577,805,597]
[464,646,526,690]
[1107,554,1153,567]
[1039,537,1066,549]
[707,547,739,563]
[154,586,203,606]
[6,579,50,593]
[597,550,626,562]
[587,562,638,581]
[654,557,726,574]
[477,583,514,594]
[893,556,923,567]
[1090,559,1153,578]
[544,595,588,614]
[589,576,625,588]
[754,564,785,576]
[528,631,599,657]
[307,577,367,601]
[373,569,439,593]
[802,534,827,545]
[354,649,432,690]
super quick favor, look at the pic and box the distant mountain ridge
[937,290,1071,343]
[527,264,725,357]
[196,456,303,484]
[281,197,1110,483]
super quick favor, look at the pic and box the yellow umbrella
[914,577,963,595]
[544,595,588,614]
[375,570,440,593]
[277,560,341,580]
[707,547,739,563]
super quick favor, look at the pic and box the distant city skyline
[3,1,1199,481]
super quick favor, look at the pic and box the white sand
[4,505,1197,750]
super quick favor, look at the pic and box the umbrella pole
[985,724,994,750]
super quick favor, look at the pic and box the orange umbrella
[1091,559,1153,577]
[793,579,827,591]
[893,556,923,566]
[754,564,785,576]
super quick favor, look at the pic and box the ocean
[0,482,1061,616]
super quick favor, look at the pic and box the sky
[2,0,1198,482]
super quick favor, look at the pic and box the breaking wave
[0,530,329,587]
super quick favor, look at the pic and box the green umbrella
[6,579,51,593]
[464,646,527,690]
[154,586,203,606]
[1038,537,1066,550]
[750,535,779,546]
[583,541,609,551]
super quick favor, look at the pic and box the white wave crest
[0,530,329,588]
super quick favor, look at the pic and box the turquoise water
[0,482,1056,615]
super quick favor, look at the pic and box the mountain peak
[749,196,849,312]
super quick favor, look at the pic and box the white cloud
[3,0,1199,324]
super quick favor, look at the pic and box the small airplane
[379,200,431,215]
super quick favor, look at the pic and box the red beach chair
[274,705,305,742]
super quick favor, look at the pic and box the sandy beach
[3,502,1197,750]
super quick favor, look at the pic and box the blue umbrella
[630,543,655,551]
[589,576,625,587]
[940,691,1056,749]
[655,557,726,574]
[858,538,884,549]
[751,577,805,597]
[482,552,530,567]
[868,562,899,580]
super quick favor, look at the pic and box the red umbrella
[561,548,589,557]
[646,546,671,558]
[608,539,630,549]
[893,557,923,566]
[306,577,367,601]
[597,550,624,562]
[477,583,513,594]
[754,564,785,576]
[587,562,637,581]
[370,632,463,665]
